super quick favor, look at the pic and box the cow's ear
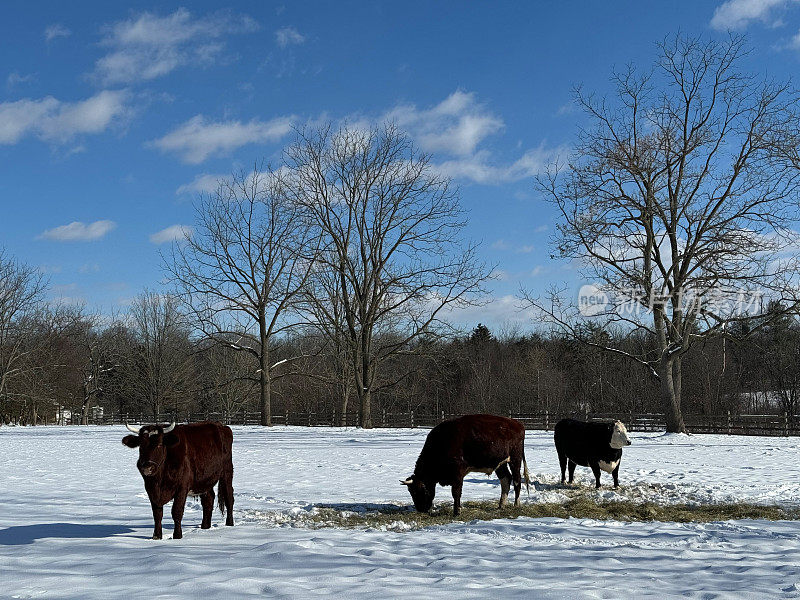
[122,435,140,448]
[163,432,179,447]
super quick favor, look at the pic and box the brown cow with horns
[122,421,234,539]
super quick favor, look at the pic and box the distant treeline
[2,285,798,426]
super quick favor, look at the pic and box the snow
[3,425,800,598]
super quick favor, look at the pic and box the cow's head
[609,420,631,449]
[121,422,178,477]
[401,475,435,513]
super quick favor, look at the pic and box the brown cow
[122,421,234,539]
[401,414,531,516]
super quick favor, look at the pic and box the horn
[400,478,413,485]
[162,421,176,433]
[125,422,140,434]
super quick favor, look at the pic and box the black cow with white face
[554,418,631,489]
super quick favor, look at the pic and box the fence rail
[58,409,800,437]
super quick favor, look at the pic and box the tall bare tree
[167,166,318,425]
[0,251,48,422]
[300,249,354,425]
[524,35,800,432]
[288,123,491,428]
[127,291,192,419]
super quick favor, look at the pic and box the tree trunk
[81,383,90,426]
[659,356,686,433]
[360,387,372,429]
[259,314,272,426]
[339,380,351,427]
[259,355,271,426]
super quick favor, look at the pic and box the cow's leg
[590,463,602,489]
[151,502,164,540]
[558,450,568,484]
[496,464,511,508]
[171,490,188,539]
[200,489,215,529]
[509,453,522,507]
[451,479,463,516]
[612,463,620,489]
[567,459,577,484]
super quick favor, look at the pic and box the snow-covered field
[3,425,800,598]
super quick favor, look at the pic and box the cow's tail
[522,450,531,495]
[217,477,228,516]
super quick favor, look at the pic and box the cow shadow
[315,502,414,515]
[464,477,502,486]
[0,523,136,546]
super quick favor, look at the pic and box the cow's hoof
[226,520,234,527]
[173,532,182,540]
[152,534,162,540]
[201,523,211,529]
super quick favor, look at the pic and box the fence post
[727,410,731,435]
[285,410,289,427]
[785,412,789,437]
[411,409,415,428]
[382,409,386,428]
[441,410,445,423]
[545,409,549,431]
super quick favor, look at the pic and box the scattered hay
[300,498,799,531]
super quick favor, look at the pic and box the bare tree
[288,123,491,428]
[167,166,318,426]
[200,344,257,423]
[79,316,124,425]
[0,251,48,422]
[300,249,354,425]
[523,35,800,432]
[127,291,192,419]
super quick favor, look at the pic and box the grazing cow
[401,414,531,516]
[122,421,234,540]
[554,418,631,489]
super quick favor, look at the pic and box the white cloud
[92,8,258,85]
[275,26,305,47]
[370,91,565,184]
[531,266,546,277]
[434,143,564,184]
[0,90,129,145]
[176,173,226,195]
[710,0,792,30]
[39,220,117,242]
[492,269,509,281]
[152,115,293,163]
[6,72,35,88]
[492,239,511,251]
[517,245,535,254]
[534,225,548,233]
[150,224,193,244]
[385,90,503,156]
[44,24,71,42]
[443,294,537,327]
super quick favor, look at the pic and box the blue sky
[2,0,800,328]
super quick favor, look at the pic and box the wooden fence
[79,409,800,436]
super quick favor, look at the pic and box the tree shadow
[0,523,136,546]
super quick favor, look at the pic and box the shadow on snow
[0,523,135,546]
